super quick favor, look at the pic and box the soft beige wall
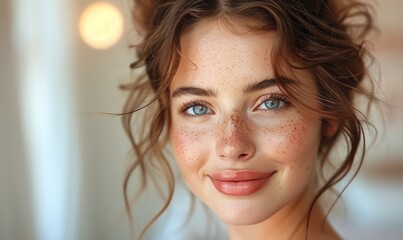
[72,1,134,239]
[330,0,403,238]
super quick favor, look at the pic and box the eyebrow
[243,77,297,94]
[171,87,217,98]
[171,77,297,98]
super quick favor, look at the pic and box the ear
[322,119,339,137]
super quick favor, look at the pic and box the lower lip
[210,174,273,196]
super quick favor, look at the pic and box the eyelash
[178,93,290,117]
[257,93,290,111]
[179,100,213,118]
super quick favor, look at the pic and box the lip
[208,170,275,196]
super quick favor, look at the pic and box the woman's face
[169,19,322,225]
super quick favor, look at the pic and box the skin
[169,18,339,240]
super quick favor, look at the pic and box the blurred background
[0,0,402,240]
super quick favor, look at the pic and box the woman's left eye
[186,104,211,116]
[257,98,286,110]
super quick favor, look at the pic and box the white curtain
[1,0,79,240]
[0,1,34,239]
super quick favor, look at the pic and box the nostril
[238,153,249,160]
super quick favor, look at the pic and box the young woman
[121,0,377,239]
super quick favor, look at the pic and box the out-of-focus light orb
[79,1,124,49]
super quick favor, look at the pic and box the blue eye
[258,98,286,110]
[264,99,283,109]
[186,104,211,116]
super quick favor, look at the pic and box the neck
[226,183,339,240]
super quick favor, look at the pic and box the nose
[215,113,256,161]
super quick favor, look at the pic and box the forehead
[181,18,276,55]
[174,19,275,86]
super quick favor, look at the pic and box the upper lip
[208,170,275,182]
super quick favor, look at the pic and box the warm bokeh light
[79,1,124,49]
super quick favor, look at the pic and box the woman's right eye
[185,104,212,116]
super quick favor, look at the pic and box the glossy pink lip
[209,170,275,196]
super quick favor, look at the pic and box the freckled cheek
[170,124,211,178]
[260,118,320,166]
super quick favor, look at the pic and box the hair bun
[133,0,155,33]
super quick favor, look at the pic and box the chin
[211,200,277,226]
[220,211,272,226]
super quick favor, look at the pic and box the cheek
[261,116,321,171]
[258,116,321,196]
[170,123,210,181]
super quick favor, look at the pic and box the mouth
[208,170,276,196]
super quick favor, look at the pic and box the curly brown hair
[121,0,377,239]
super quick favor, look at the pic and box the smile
[209,170,275,196]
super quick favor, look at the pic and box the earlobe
[322,119,338,137]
